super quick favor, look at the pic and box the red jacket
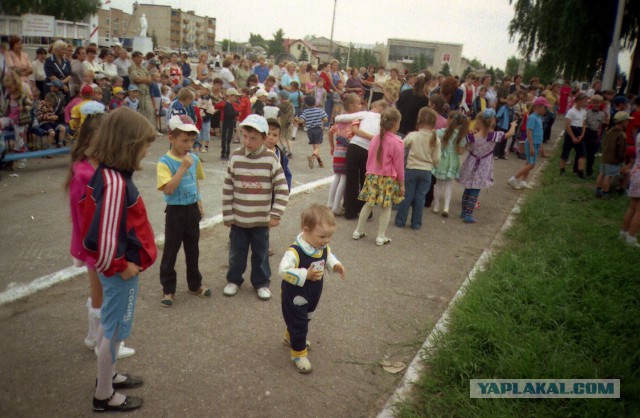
[237,96,252,122]
[80,166,157,276]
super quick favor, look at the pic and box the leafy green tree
[267,28,285,57]
[522,60,540,84]
[508,0,640,80]
[298,47,309,62]
[440,63,451,76]
[333,48,343,66]
[495,68,505,82]
[461,66,474,80]
[469,58,485,69]
[486,67,496,84]
[0,0,100,22]
[505,56,521,77]
[249,33,267,49]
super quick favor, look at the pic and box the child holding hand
[279,204,346,373]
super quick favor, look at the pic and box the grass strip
[398,153,640,418]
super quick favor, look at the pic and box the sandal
[189,287,212,298]
[160,294,174,307]
[112,373,144,390]
[268,248,275,256]
[93,392,143,413]
[317,157,324,168]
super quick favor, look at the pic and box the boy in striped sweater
[222,115,290,300]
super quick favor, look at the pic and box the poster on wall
[442,53,451,64]
[22,14,55,37]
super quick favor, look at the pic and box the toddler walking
[352,108,405,245]
[279,204,346,373]
[458,109,517,223]
[432,111,470,217]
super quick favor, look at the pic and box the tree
[333,48,343,66]
[267,28,285,57]
[505,56,521,77]
[440,63,451,76]
[522,60,540,84]
[249,33,267,49]
[486,67,496,84]
[461,66,474,80]
[495,68,505,82]
[469,58,485,69]
[508,0,640,81]
[0,0,100,22]
[304,34,317,41]
[298,47,309,62]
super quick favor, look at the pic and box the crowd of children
[4,39,639,412]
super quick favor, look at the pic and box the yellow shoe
[292,356,313,374]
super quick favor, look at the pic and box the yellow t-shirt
[70,99,91,132]
[157,152,205,191]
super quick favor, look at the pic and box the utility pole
[329,0,337,63]
[602,0,626,90]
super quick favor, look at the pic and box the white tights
[327,174,347,214]
[433,179,453,212]
[355,204,392,240]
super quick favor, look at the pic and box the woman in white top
[196,52,210,83]
[560,92,588,177]
[101,51,118,80]
[83,46,102,76]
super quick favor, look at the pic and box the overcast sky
[108,0,631,73]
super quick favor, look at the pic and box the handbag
[18,97,33,126]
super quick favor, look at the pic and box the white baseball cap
[239,114,268,134]
[169,114,200,133]
[255,89,268,98]
[226,87,241,96]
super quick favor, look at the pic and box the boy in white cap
[157,115,210,307]
[222,114,290,300]
[595,111,632,199]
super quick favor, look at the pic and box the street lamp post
[329,0,337,62]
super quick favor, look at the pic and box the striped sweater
[223,145,289,228]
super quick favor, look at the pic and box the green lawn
[398,154,640,418]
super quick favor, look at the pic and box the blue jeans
[226,225,271,288]
[395,169,432,229]
[324,95,334,127]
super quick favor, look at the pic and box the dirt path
[0,127,560,417]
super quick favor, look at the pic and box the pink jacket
[366,131,405,183]
[69,159,95,268]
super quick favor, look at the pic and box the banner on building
[22,14,55,37]
[442,53,451,64]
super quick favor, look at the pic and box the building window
[106,18,110,25]
[297,44,301,51]
[388,44,435,66]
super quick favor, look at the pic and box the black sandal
[112,373,144,390]
[93,391,143,412]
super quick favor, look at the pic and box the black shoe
[112,374,144,390]
[93,393,143,412]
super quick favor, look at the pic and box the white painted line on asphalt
[0,175,333,306]
[376,132,563,417]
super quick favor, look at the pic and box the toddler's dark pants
[281,279,323,353]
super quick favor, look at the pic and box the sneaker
[520,181,534,189]
[375,236,391,246]
[431,208,439,214]
[85,337,97,350]
[292,356,313,374]
[202,147,208,153]
[508,177,522,190]
[352,230,366,240]
[619,230,629,239]
[94,342,136,359]
[625,235,640,248]
[333,207,345,216]
[307,155,314,169]
[257,287,272,300]
[441,211,449,218]
[223,283,239,297]
[463,216,477,224]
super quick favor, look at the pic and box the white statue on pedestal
[140,14,148,37]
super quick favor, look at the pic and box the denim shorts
[600,163,621,177]
[307,127,323,145]
[525,144,540,165]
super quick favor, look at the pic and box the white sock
[432,182,441,211]
[377,206,392,239]
[443,180,452,212]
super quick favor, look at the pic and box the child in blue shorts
[296,95,328,169]
[508,96,549,190]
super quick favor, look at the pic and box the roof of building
[307,36,349,50]
[283,38,320,55]
[388,37,463,47]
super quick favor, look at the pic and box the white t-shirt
[219,67,235,89]
[373,73,389,93]
[335,111,381,150]
[565,106,586,128]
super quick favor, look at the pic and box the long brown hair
[376,108,401,165]
[86,107,157,171]
[442,111,470,154]
[64,113,106,192]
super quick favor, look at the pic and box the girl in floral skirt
[352,108,405,246]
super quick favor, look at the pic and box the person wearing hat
[252,89,268,116]
[560,92,588,177]
[110,86,125,110]
[508,96,549,190]
[157,115,211,307]
[70,85,95,132]
[595,111,632,199]
[95,74,112,109]
[222,114,290,300]
[264,92,280,120]
[124,85,140,112]
[213,88,241,159]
